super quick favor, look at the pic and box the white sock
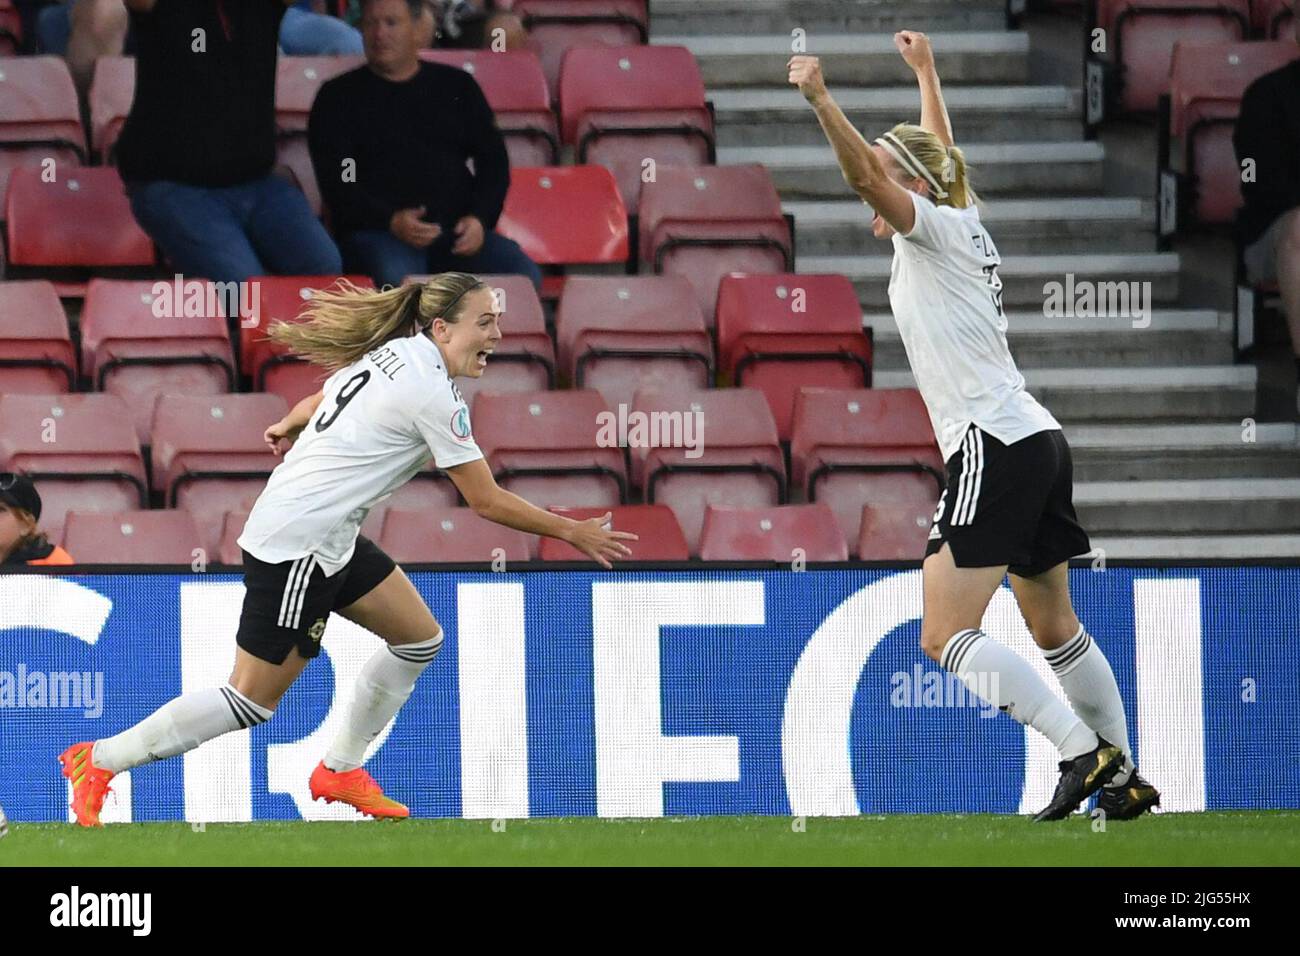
[323,632,442,773]
[940,629,1098,760]
[92,685,274,773]
[1043,625,1134,786]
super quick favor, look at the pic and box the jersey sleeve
[897,191,962,253]
[413,387,484,470]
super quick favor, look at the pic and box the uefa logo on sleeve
[450,405,473,442]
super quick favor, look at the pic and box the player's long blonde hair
[266,272,486,373]
[878,123,979,209]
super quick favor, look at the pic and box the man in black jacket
[308,0,540,289]
[1234,21,1300,410]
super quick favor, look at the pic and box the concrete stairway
[652,0,1300,557]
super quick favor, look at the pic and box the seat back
[698,503,847,562]
[63,509,206,564]
[497,166,629,266]
[5,166,154,268]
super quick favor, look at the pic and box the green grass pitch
[2,811,1296,866]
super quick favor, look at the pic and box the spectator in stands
[429,0,526,50]
[0,474,73,566]
[1234,19,1300,411]
[38,1,361,98]
[308,0,540,289]
[115,0,342,285]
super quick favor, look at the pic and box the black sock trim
[941,629,982,673]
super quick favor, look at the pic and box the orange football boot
[309,762,409,819]
[59,742,116,827]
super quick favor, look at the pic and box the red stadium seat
[1253,0,1295,37]
[558,45,714,211]
[1100,0,1251,114]
[1166,41,1299,226]
[218,510,249,566]
[0,394,147,542]
[715,274,874,440]
[629,388,785,554]
[790,388,945,553]
[89,56,134,163]
[540,504,690,560]
[3,167,154,277]
[420,49,559,165]
[698,503,848,562]
[150,393,287,553]
[496,167,629,295]
[275,56,365,215]
[0,57,86,213]
[510,0,648,96]
[555,275,712,409]
[637,165,792,324]
[378,507,533,562]
[473,389,627,508]
[239,275,374,406]
[403,273,554,405]
[0,0,22,55]
[81,279,236,443]
[62,510,206,564]
[0,280,76,393]
[856,497,935,561]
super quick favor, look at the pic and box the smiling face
[429,286,503,379]
[0,501,36,562]
[868,143,928,240]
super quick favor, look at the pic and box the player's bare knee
[919,624,950,663]
[1027,615,1082,651]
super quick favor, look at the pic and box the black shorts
[924,426,1091,577]
[236,536,397,665]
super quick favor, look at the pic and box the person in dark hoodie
[0,473,74,566]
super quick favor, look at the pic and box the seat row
[0,386,942,558]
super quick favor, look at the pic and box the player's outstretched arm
[788,54,917,234]
[895,31,954,148]
[446,458,637,568]
[264,389,325,456]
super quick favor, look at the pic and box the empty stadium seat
[0,280,76,393]
[1253,0,1294,37]
[510,0,648,95]
[218,510,249,566]
[150,393,287,553]
[0,57,86,213]
[89,56,134,163]
[378,507,533,563]
[856,498,935,561]
[239,275,374,405]
[715,274,873,440]
[790,388,945,553]
[81,279,236,443]
[0,394,147,542]
[403,273,554,404]
[62,510,207,564]
[496,166,630,301]
[558,45,714,211]
[637,165,792,324]
[473,389,627,508]
[3,167,154,283]
[630,388,785,554]
[1163,41,1299,228]
[540,504,690,560]
[698,503,848,562]
[275,56,365,215]
[420,49,559,166]
[1100,0,1251,114]
[555,275,712,409]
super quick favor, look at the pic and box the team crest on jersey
[450,405,473,442]
[308,618,326,643]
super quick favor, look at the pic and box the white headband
[874,132,950,201]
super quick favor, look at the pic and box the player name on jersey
[366,345,407,380]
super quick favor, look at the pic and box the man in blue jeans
[114,0,341,285]
[307,0,540,289]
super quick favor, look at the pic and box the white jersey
[888,191,1060,462]
[238,332,483,574]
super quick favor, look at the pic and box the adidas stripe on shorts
[924,425,1091,577]
[235,536,397,665]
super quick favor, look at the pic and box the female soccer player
[60,272,636,826]
[789,34,1159,820]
